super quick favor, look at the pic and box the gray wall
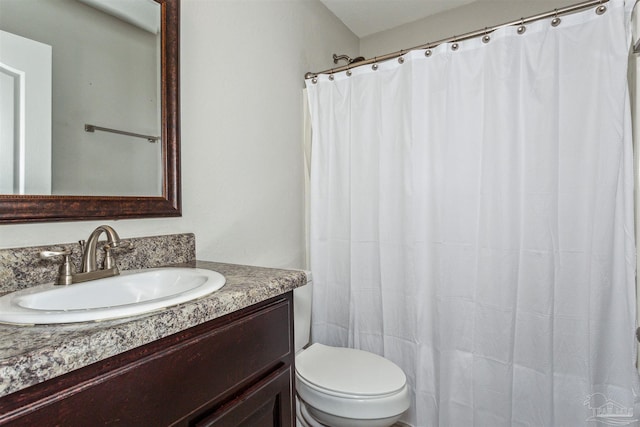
[360,0,583,58]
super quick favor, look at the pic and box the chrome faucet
[41,225,131,285]
[80,225,123,273]
[72,225,131,283]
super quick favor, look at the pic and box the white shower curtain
[306,1,639,426]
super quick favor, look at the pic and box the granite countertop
[0,261,307,398]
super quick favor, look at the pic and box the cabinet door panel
[194,366,293,427]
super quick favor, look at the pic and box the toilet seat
[296,343,406,397]
[295,343,410,420]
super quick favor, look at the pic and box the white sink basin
[0,268,225,325]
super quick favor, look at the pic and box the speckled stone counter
[0,233,196,295]
[0,260,307,398]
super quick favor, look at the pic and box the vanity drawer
[0,293,294,426]
[192,365,293,427]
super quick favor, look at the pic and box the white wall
[630,6,640,370]
[0,0,358,270]
[360,0,582,58]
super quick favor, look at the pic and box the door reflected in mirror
[0,0,162,196]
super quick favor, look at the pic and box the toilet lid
[295,343,406,397]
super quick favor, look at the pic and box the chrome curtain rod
[304,0,610,79]
[84,124,160,143]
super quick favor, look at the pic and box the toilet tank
[293,271,313,353]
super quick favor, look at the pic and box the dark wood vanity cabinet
[0,293,295,426]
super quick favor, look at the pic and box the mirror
[0,0,180,222]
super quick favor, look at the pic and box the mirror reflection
[0,0,162,196]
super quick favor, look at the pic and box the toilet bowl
[295,343,410,427]
[294,273,410,427]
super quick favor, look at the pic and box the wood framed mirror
[0,0,180,223]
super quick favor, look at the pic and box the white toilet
[294,272,410,427]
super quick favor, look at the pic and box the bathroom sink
[0,268,225,325]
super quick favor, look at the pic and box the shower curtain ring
[551,9,562,26]
[372,57,379,70]
[398,50,405,64]
[329,70,335,81]
[482,27,491,44]
[596,0,607,15]
[517,18,526,34]
[451,37,459,51]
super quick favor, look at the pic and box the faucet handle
[40,248,76,286]
[40,248,72,259]
[101,241,132,272]
[108,239,132,250]
[102,245,119,271]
